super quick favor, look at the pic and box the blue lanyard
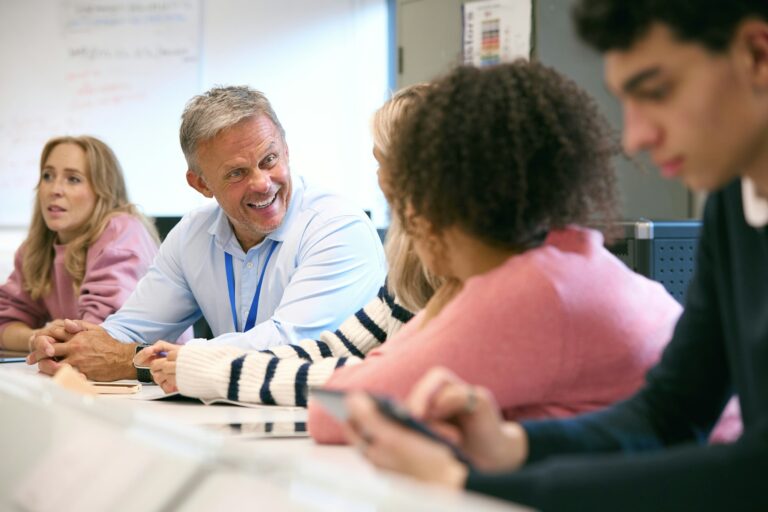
[225,240,278,332]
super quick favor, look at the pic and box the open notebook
[0,350,27,363]
[134,387,308,438]
[136,387,304,409]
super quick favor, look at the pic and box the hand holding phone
[311,388,471,466]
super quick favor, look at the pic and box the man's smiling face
[188,115,292,250]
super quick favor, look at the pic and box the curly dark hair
[385,61,619,251]
[573,0,768,52]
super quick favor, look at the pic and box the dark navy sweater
[466,180,768,511]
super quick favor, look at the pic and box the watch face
[133,345,155,383]
[133,349,151,369]
[133,344,152,379]
[136,367,154,384]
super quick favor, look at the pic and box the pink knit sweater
[0,214,158,341]
[309,227,683,444]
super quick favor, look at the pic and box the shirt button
[246,262,254,269]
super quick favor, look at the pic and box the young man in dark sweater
[342,1,768,510]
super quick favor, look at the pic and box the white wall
[0,0,389,220]
[0,229,26,283]
[202,0,390,225]
[0,0,390,275]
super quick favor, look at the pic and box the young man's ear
[186,169,214,198]
[737,19,768,87]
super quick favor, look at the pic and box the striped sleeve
[175,285,414,406]
[176,345,363,406]
[259,285,410,361]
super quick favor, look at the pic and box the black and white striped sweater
[176,286,414,406]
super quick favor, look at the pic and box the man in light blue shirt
[28,86,386,381]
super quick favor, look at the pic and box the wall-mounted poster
[463,0,532,66]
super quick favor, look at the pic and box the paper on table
[135,388,304,411]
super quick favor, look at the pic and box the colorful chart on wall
[462,0,532,67]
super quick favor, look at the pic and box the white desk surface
[3,361,306,427]
[0,361,529,511]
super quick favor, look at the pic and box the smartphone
[310,388,471,465]
[91,382,142,395]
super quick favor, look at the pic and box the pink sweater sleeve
[308,270,567,444]
[77,214,158,324]
[0,245,49,342]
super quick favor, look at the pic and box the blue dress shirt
[102,177,386,350]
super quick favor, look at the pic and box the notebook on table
[0,350,27,363]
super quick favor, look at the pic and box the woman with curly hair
[0,136,160,352]
[309,61,683,443]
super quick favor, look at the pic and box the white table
[0,362,530,511]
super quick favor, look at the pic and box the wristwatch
[134,344,153,383]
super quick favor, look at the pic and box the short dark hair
[386,61,619,251]
[573,0,768,52]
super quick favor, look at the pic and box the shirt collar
[741,178,768,228]
[209,207,240,255]
[208,176,306,253]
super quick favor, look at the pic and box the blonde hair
[22,136,159,300]
[372,84,430,164]
[374,84,443,311]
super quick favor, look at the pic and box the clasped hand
[27,319,135,381]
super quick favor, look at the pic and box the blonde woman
[137,85,442,406]
[0,136,159,352]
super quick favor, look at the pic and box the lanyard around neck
[225,239,278,332]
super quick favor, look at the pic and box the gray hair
[180,85,286,174]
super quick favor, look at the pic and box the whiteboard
[0,0,390,226]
